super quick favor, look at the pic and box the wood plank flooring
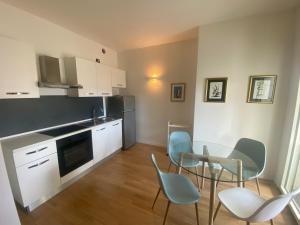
[18,143,297,225]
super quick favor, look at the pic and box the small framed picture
[171,83,185,102]
[204,77,228,102]
[247,75,277,104]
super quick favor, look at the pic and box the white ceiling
[1,0,299,51]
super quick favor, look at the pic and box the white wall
[193,12,295,179]
[0,1,118,95]
[118,39,198,146]
[275,9,300,185]
[0,144,20,225]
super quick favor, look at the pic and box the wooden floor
[18,143,297,225]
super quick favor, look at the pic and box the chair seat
[161,173,200,204]
[218,188,265,219]
[222,163,259,180]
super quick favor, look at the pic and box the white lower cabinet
[3,140,60,209]
[92,120,122,163]
[108,121,122,154]
[16,153,60,207]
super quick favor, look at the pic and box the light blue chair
[151,154,200,225]
[168,131,202,190]
[217,138,266,195]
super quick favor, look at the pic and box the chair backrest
[249,187,300,222]
[168,131,193,163]
[150,154,170,199]
[233,138,266,174]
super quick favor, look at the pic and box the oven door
[57,130,93,177]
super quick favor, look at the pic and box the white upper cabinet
[65,57,98,97]
[0,37,39,99]
[96,63,112,96]
[111,68,126,88]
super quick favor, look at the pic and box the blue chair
[217,138,266,195]
[167,131,203,190]
[151,154,200,225]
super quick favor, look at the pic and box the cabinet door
[107,121,122,155]
[111,68,126,88]
[0,37,39,99]
[92,125,109,163]
[96,64,112,96]
[16,153,60,207]
[75,58,98,97]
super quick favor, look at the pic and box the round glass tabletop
[171,140,260,183]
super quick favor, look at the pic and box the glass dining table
[172,141,260,225]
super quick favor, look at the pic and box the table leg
[209,177,217,225]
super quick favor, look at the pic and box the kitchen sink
[78,117,115,127]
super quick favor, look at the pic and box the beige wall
[193,12,295,179]
[0,2,117,95]
[118,39,198,146]
[275,8,300,186]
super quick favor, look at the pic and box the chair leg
[270,219,274,225]
[163,201,171,225]
[213,202,222,221]
[256,177,261,195]
[246,222,250,225]
[195,203,200,225]
[152,188,161,209]
[195,167,200,192]
[216,168,224,187]
[201,163,205,189]
[167,162,172,172]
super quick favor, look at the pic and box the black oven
[56,130,93,177]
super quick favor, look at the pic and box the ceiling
[1,0,299,51]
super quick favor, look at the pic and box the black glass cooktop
[39,125,85,137]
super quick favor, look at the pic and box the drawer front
[16,153,60,207]
[13,141,57,167]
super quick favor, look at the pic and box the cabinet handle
[88,92,95,95]
[96,128,106,132]
[112,123,119,126]
[37,147,48,152]
[28,164,38,169]
[6,92,30,95]
[26,150,37,155]
[39,159,50,165]
[102,92,110,95]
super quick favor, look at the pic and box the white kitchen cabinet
[96,63,112,96]
[107,121,122,154]
[16,153,60,207]
[92,124,109,163]
[111,68,126,88]
[2,140,60,210]
[0,37,39,99]
[65,57,98,97]
[92,120,122,164]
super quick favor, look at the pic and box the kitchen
[0,35,136,213]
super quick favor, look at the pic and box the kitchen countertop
[1,117,122,152]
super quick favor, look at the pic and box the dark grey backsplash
[0,96,104,138]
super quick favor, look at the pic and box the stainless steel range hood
[38,56,82,89]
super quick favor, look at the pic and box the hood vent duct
[38,56,82,89]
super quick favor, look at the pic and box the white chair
[214,187,300,225]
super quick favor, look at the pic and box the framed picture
[171,83,185,102]
[204,77,228,102]
[247,75,277,103]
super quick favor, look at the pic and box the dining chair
[150,154,201,225]
[214,187,300,225]
[217,138,266,195]
[167,130,203,190]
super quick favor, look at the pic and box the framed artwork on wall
[204,77,228,102]
[171,83,185,102]
[247,75,277,104]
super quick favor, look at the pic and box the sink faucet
[92,107,97,122]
